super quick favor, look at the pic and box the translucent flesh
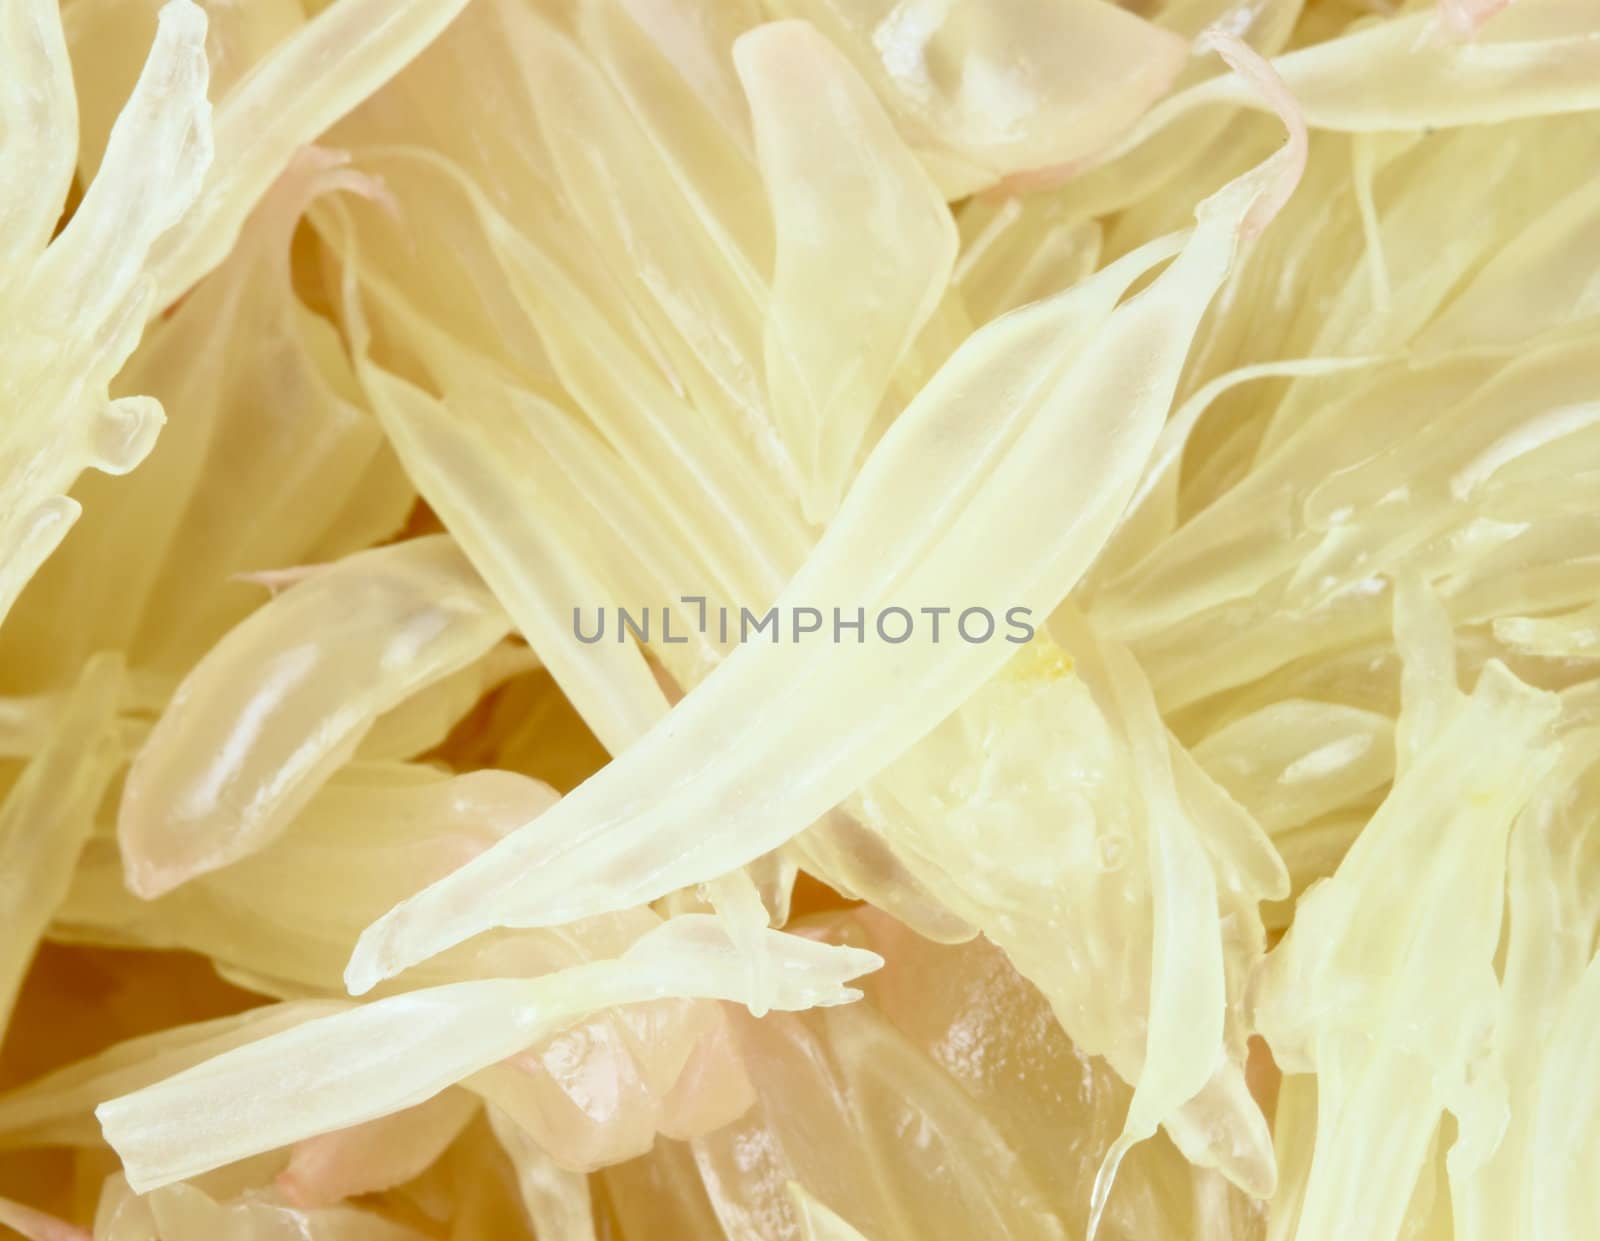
[0,1,1598,1239]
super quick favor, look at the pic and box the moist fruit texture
[0,1,1597,1239]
